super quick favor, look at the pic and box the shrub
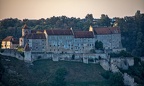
[101,71,111,79]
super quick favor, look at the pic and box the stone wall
[96,34,112,49]
[30,53,108,62]
[0,49,23,60]
[123,73,135,86]
[100,60,110,70]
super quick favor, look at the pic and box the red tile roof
[12,40,19,44]
[93,27,120,35]
[31,30,44,33]
[2,36,19,44]
[74,31,94,38]
[46,29,73,35]
[2,36,13,41]
[26,33,46,39]
[24,43,31,51]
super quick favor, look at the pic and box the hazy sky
[0,0,144,20]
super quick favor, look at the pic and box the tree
[0,55,5,82]
[95,41,103,50]
[52,68,68,86]
[85,14,94,25]
[109,73,124,86]
[98,14,111,27]
[72,54,75,60]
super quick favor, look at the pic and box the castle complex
[1,25,136,86]
[1,24,125,61]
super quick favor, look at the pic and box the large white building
[92,27,122,49]
[1,24,125,61]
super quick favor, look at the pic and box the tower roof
[26,33,46,39]
[22,24,30,29]
[24,43,31,51]
[74,31,94,38]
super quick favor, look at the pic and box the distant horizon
[0,0,144,20]
[1,11,143,20]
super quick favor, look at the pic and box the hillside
[0,55,109,86]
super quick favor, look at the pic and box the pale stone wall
[111,57,134,70]
[96,33,122,50]
[96,34,112,49]
[123,73,135,86]
[30,53,107,61]
[1,41,6,49]
[0,49,23,60]
[46,35,74,53]
[74,38,95,53]
[28,39,46,52]
[1,41,12,49]
[111,34,121,49]
[112,48,126,52]
[24,51,31,61]
[100,60,110,70]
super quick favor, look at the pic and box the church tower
[22,24,30,36]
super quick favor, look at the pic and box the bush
[52,68,68,86]
[72,54,75,60]
[0,49,4,53]
[109,72,124,86]
[101,71,112,79]
[134,57,141,65]
[109,50,132,57]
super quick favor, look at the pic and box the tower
[22,24,30,36]
[24,43,32,62]
[89,25,93,32]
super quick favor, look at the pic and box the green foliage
[109,50,132,57]
[101,71,112,79]
[90,49,96,53]
[109,72,124,86]
[134,57,141,65]
[120,61,144,85]
[0,55,5,81]
[37,80,50,86]
[52,68,68,86]
[17,47,24,52]
[72,54,75,60]
[97,14,111,27]
[95,40,103,50]
[0,49,4,53]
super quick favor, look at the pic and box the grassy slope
[1,55,109,86]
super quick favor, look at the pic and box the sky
[0,0,144,20]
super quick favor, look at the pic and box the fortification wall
[0,49,23,60]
